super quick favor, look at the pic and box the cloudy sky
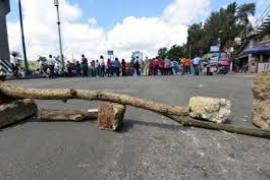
[7,0,268,60]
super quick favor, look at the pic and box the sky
[6,0,270,60]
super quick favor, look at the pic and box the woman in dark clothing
[76,61,81,76]
[107,59,112,77]
[134,59,141,76]
[100,56,105,77]
[121,59,126,76]
[81,54,89,77]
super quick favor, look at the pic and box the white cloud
[88,18,97,26]
[106,16,188,58]
[162,0,210,25]
[7,0,210,61]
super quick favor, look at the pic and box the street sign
[210,46,220,52]
[107,50,114,55]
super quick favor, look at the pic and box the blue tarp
[244,45,270,54]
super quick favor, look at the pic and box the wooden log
[0,99,37,128]
[98,103,126,131]
[0,83,189,117]
[168,115,270,139]
[39,109,98,122]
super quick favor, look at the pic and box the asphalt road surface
[0,75,269,180]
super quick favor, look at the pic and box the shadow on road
[120,119,186,133]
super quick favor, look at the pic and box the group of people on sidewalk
[147,57,201,76]
[40,54,132,78]
[74,55,126,77]
[39,54,230,79]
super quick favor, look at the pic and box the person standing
[134,58,141,76]
[47,54,56,79]
[192,57,200,76]
[159,58,165,76]
[95,60,100,77]
[54,62,60,77]
[76,61,81,76]
[170,60,174,75]
[121,59,127,76]
[164,58,170,76]
[66,61,72,76]
[107,59,112,77]
[100,56,105,77]
[182,57,192,75]
[143,59,150,76]
[81,54,89,77]
[11,63,19,77]
[181,58,187,75]
[153,58,159,76]
[90,60,96,77]
[113,58,120,77]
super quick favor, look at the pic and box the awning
[244,45,270,54]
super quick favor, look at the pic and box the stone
[98,103,126,131]
[252,100,270,130]
[0,99,38,128]
[252,71,270,100]
[189,96,231,123]
[252,71,270,129]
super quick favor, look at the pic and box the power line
[254,0,270,28]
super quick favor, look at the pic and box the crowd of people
[36,54,231,79]
[40,55,132,78]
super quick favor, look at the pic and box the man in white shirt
[100,56,105,77]
[47,55,56,78]
[192,57,201,76]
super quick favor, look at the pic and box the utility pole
[18,0,29,75]
[54,0,64,68]
[189,44,192,59]
[218,30,223,61]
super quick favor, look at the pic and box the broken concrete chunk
[0,99,38,128]
[252,100,270,130]
[189,96,231,123]
[252,71,270,100]
[98,103,126,131]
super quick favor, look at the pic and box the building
[0,0,10,61]
[236,13,270,73]
[244,33,270,73]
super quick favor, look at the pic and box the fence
[258,63,270,73]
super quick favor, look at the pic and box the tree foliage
[187,2,256,57]
[157,1,256,58]
[157,48,168,59]
[157,45,187,60]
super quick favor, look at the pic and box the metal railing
[258,62,270,73]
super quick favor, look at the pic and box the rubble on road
[252,71,270,130]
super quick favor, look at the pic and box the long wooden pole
[168,115,270,139]
[0,83,189,117]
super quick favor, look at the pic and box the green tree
[237,3,256,37]
[237,3,255,25]
[186,2,256,56]
[157,48,168,59]
[166,45,185,60]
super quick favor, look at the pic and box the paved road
[0,75,269,180]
